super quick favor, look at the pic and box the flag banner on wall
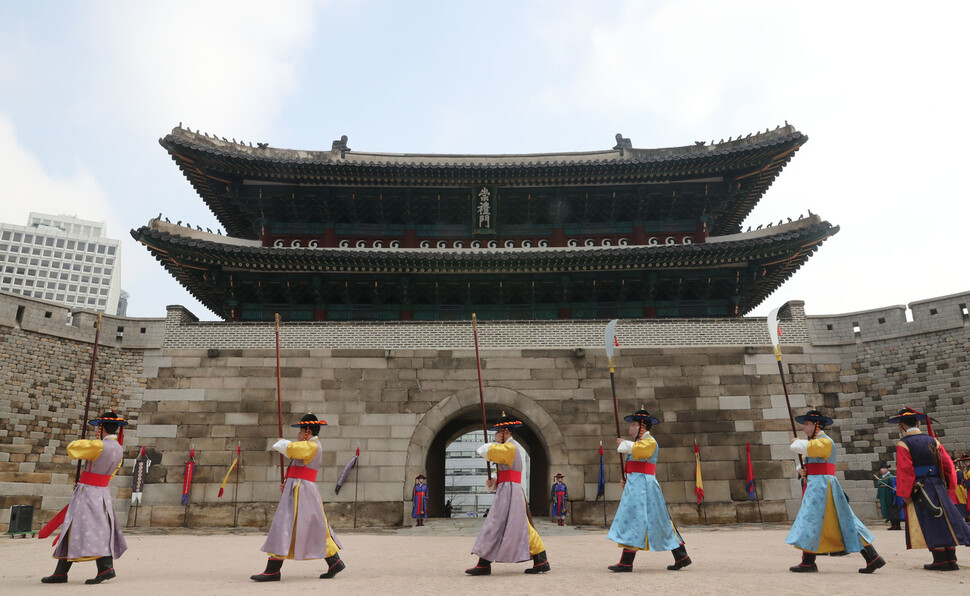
[596,442,606,500]
[694,442,704,504]
[746,442,757,500]
[181,449,195,506]
[335,446,360,495]
[217,445,241,498]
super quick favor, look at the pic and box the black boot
[85,557,115,584]
[524,550,550,574]
[465,557,491,576]
[320,553,345,579]
[789,551,818,573]
[608,549,636,572]
[251,557,283,582]
[889,519,901,531]
[946,547,959,571]
[924,548,953,571]
[41,559,72,583]
[858,544,886,574]
[668,544,692,570]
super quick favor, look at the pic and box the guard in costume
[466,412,550,575]
[550,473,568,526]
[874,462,901,530]
[42,411,129,584]
[607,407,691,572]
[956,455,970,522]
[412,474,428,526]
[889,407,970,571]
[786,409,885,573]
[251,413,344,582]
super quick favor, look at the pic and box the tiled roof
[161,125,806,239]
[132,217,837,318]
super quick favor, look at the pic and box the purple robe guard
[53,436,127,561]
[471,438,534,563]
[261,437,342,560]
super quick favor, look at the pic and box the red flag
[181,449,195,505]
[694,442,704,504]
[745,442,757,500]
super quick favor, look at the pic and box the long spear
[605,319,626,482]
[767,308,805,490]
[39,313,103,541]
[274,313,285,487]
[75,312,103,483]
[471,314,492,480]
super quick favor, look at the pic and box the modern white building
[0,213,122,314]
[444,431,530,517]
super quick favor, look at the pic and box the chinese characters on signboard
[477,187,491,229]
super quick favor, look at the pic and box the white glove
[476,444,490,459]
[617,440,634,454]
[790,439,809,455]
[272,439,291,455]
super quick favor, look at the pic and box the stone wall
[0,293,163,530]
[2,289,969,532]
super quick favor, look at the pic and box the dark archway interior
[425,407,549,518]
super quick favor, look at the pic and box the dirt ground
[2,523,967,595]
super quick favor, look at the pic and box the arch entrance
[405,387,567,520]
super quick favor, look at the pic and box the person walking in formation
[889,407,970,571]
[606,407,691,573]
[874,463,901,531]
[41,411,129,584]
[465,412,550,575]
[550,473,568,526]
[956,455,970,522]
[412,474,428,526]
[251,412,345,582]
[785,409,885,574]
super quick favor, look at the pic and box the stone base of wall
[121,501,404,531]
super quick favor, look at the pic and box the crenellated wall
[2,289,968,532]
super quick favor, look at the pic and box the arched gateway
[405,387,566,518]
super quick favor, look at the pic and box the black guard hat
[794,409,833,427]
[624,407,660,425]
[291,412,327,428]
[489,411,523,431]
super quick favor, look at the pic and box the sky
[2,1,968,321]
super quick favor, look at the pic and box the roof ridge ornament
[332,135,351,158]
[613,133,632,155]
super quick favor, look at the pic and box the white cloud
[81,0,323,138]
[0,116,117,232]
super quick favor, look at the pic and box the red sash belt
[625,461,656,475]
[496,470,522,484]
[805,463,835,476]
[286,466,318,482]
[79,471,111,487]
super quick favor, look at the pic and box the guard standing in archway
[550,474,568,526]
[465,412,550,575]
[607,407,691,572]
[412,474,428,526]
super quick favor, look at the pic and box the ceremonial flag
[694,442,704,504]
[745,442,757,500]
[335,445,360,495]
[181,449,195,505]
[217,445,241,498]
[132,446,150,504]
[596,442,606,500]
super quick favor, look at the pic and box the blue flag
[596,443,605,500]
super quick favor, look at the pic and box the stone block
[150,505,185,527]
[718,395,750,410]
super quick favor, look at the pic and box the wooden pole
[605,320,626,482]
[274,314,285,486]
[471,314,492,480]
[75,312,103,484]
